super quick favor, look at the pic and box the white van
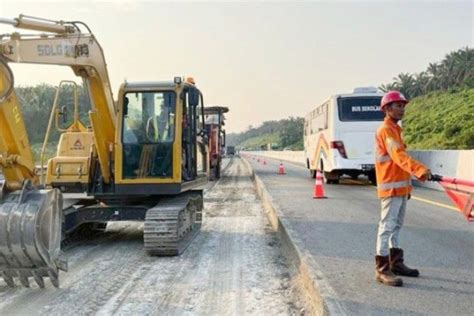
[304,87,384,184]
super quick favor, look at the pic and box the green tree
[15,83,91,145]
[279,117,304,148]
[380,47,474,98]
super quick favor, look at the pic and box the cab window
[122,91,176,179]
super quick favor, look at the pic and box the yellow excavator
[0,15,209,288]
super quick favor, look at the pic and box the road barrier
[245,150,474,191]
[2,151,472,191]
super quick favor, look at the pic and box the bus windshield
[337,97,384,121]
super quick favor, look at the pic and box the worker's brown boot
[390,248,419,277]
[375,255,403,286]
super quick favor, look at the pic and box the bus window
[323,103,328,129]
[310,104,328,133]
[337,97,384,122]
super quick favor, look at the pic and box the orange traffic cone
[278,162,286,175]
[313,170,327,199]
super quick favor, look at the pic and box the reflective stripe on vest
[386,137,402,153]
[377,179,411,190]
[376,154,391,163]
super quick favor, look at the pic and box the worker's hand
[418,170,432,182]
[425,170,433,181]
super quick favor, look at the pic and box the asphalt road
[245,155,474,316]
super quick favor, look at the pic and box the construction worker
[374,90,433,287]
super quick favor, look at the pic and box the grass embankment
[404,88,474,149]
[238,132,279,150]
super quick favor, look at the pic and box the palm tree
[451,47,473,85]
[393,73,415,98]
[426,62,440,91]
[381,47,473,97]
[379,82,398,92]
[412,72,429,97]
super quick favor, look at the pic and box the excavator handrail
[39,80,83,185]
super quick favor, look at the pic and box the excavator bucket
[0,181,66,288]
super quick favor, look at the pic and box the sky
[0,0,472,133]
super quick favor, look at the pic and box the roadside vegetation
[15,83,91,160]
[11,48,473,153]
[230,47,473,150]
[404,88,474,149]
[227,117,304,150]
[380,47,473,98]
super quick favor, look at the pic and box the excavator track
[144,191,203,256]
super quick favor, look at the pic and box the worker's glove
[429,174,443,182]
[407,194,411,200]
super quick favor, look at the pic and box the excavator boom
[0,59,37,189]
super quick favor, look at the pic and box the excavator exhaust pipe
[0,181,66,288]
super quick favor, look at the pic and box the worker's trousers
[376,195,408,256]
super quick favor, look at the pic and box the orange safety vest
[375,118,428,198]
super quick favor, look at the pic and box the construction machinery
[0,15,208,288]
[226,146,235,156]
[204,106,228,180]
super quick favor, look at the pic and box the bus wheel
[324,171,339,184]
[368,171,377,185]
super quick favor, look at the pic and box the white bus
[304,87,384,184]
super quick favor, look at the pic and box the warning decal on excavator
[72,139,84,150]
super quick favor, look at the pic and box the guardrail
[244,150,474,191]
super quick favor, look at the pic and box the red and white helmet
[380,91,409,111]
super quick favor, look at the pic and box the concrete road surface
[0,158,302,315]
[245,155,474,316]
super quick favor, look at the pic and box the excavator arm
[0,63,65,288]
[0,15,116,183]
[0,15,117,288]
[0,58,37,190]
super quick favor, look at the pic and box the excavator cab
[112,79,208,195]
